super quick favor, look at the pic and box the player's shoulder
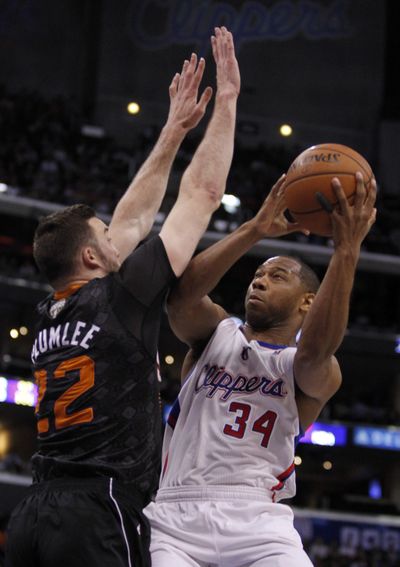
[118,235,175,288]
[190,316,242,359]
[218,316,243,330]
[267,345,297,361]
[212,316,243,340]
[268,345,297,376]
[124,235,165,264]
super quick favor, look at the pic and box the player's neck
[53,268,108,292]
[241,322,297,347]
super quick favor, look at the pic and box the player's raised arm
[109,53,213,263]
[168,175,307,347]
[159,26,240,280]
[294,173,377,426]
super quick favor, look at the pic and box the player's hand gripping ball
[284,143,374,236]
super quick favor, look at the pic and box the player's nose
[253,277,267,290]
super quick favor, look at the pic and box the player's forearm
[111,124,186,236]
[297,248,360,361]
[170,217,260,307]
[181,93,237,204]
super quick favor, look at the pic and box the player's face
[88,217,121,273]
[244,257,307,330]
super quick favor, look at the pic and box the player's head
[33,204,120,287]
[244,255,320,332]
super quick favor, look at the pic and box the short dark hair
[278,255,320,293]
[33,204,96,285]
[290,256,320,293]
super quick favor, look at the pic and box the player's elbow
[181,173,223,212]
[193,182,222,211]
[204,182,222,208]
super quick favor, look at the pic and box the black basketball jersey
[31,236,175,503]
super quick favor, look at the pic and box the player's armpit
[180,348,203,383]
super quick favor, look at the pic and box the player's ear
[82,245,101,269]
[299,292,315,315]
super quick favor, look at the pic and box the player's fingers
[182,87,213,128]
[258,175,286,213]
[353,172,366,210]
[169,73,180,99]
[265,175,287,209]
[178,59,190,90]
[286,222,310,236]
[370,208,377,226]
[187,52,197,78]
[271,173,287,195]
[216,27,234,61]
[225,29,235,60]
[180,53,196,89]
[365,177,377,209]
[192,57,206,89]
[214,27,223,61]
[220,26,229,59]
[211,35,218,63]
[331,177,349,214]
[316,192,333,213]
[197,86,213,113]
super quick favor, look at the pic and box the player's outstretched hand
[211,26,240,98]
[166,53,213,132]
[330,172,377,252]
[251,174,310,238]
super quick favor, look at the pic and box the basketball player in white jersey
[145,171,377,567]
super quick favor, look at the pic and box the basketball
[284,143,374,236]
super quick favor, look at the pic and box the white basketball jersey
[160,318,301,502]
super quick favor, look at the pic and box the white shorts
[145,486,313,567]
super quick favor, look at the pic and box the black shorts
[5,477,151,567]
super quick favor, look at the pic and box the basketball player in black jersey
[5,27,241,567]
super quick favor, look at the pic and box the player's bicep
[167,295,228,347]
[294,354,342,406]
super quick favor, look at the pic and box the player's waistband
[156,485,275,503]
[29,476,147,508]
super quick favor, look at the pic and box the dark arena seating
[1,1,400,565]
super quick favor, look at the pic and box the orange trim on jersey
[54,281,89,300]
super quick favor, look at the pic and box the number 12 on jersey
[34,355,95,434]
